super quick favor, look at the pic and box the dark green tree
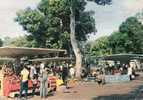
[16,0,112,78]
[16,8,45,47]
[108,31,128,54]
[119,17,143,53]
[0,38,3,47]
[108,17,143,54]
[69,0,111,78]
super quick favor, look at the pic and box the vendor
[127,65,133,80]
[19,65,29,99]
[96,71,105,86]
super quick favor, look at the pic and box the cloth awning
[0,47,66,57]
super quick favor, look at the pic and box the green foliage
[108,32,128,54]
[15,0,111,47]
[86,36,111,56]
[69,0,111,40]
[16,8,44,33]
[109,17,143,54]
[119,17,143,53]
[0,38,3,47]
[14,0,113,68]
[3,36,37,47]
[16,8,46,47]
[87,17,143,56]
[15,0,100,56]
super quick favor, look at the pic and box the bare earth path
[2,73,143,100]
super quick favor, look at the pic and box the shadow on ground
[92,85,143,100]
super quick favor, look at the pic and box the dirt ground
[2,73,143,100]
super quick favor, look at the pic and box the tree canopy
[87,17,143,56]
[15,0,102,59]
[119,17,143,53]
[15,0,112,78]
[16,0,96,48]
[0,38,3,47]
[3,36,36,47]
[86,36,111,56]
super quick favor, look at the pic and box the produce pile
[2,65,20,84]
[3,65,13,76]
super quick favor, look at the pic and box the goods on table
[2,65,20,84]
[2,65,14,76]
[4,74,20,84]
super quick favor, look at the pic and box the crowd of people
[89,62,138,85]
[18,62,75,99]
[1,61,139,99]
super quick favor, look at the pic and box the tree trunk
[70,6,82,79]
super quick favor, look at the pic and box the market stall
[0,47,66,97]
[30,57,75,89]
[90,54,143,83]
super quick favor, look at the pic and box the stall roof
[0,57,15,61]
[30,57,74,62]
[93,54,143,61]
[0,47,66,57]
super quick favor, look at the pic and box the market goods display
[2,65,20,84]
[4,75,20,84]
[2,65,13,76]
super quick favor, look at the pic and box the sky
[86,0,143,40]
[0,0,40,38]
[0,0,143,40]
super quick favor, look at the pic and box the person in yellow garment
[19,65,29,99]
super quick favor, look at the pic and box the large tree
[119,17,143,53]
[16,0,111,78]
[108,17,143,54]
[69,0,111,78]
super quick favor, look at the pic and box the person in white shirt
[30,64,37,79]
[128,66,133,80]
[40,62,45,74]
[69,65,75,79]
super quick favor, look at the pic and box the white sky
[0,0,40,38]
[0,0,143,39]
[87,0,143,40]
